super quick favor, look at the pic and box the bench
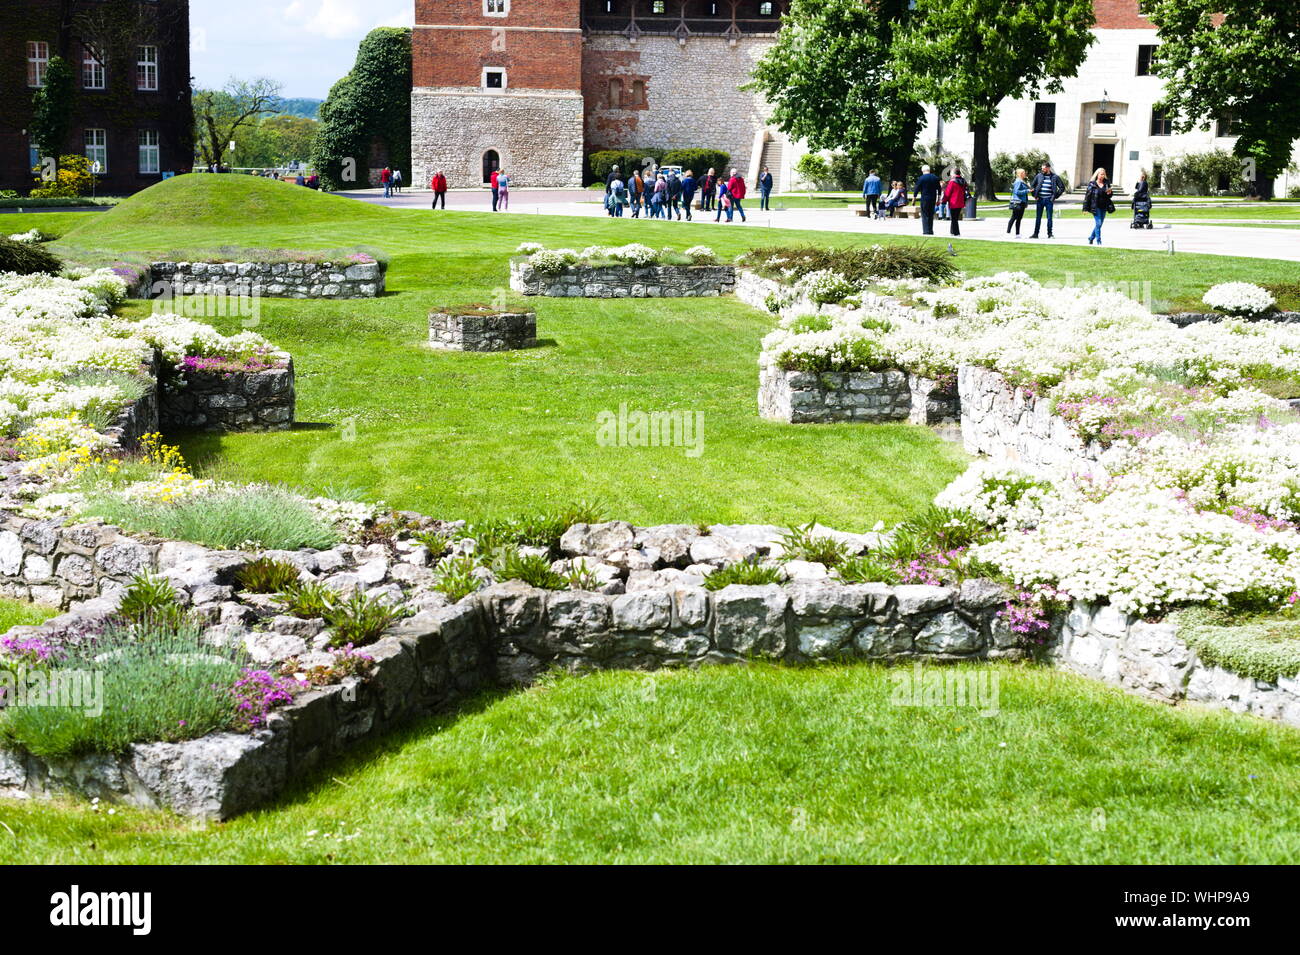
[856,205,923,219]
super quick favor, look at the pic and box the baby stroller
[1131,194,1153,229]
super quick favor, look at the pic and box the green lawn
[5,176,1300,864]
[6,175,1294,527]
[2,663,1297,864]
[0,598,58,634]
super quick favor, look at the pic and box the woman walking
[1085,167,1114,245]
[496,170,510,211]
[942,169,968,236]
[1007,167,1029,236]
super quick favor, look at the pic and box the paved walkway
[338,187,1300,262]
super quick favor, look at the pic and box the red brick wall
[1093,0,1154,29]
[414,0,582,89]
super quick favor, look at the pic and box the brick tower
[411,0,586,188]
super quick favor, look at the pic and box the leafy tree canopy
[311,27,412,191]
[1143,0,1300,192]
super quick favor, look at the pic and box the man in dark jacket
[912,165,941,235]
[680,170,697,221]
[1029,162,1066,238]
[667,171,683,219]
[700,169,716,212]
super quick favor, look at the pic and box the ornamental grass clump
[702,557,784,591]
[778,523,853,567]
[83,484,340,551]
[495,549,567,590]
[277,580,338,619]
[0,619,247,757]
[236,557,302,594]
[322,591,409,648]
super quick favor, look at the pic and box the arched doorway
[482,150,500,184]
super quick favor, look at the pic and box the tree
[895,0,1095,199]
[311,28,412,191]
[30,56,75,166]
[1143,0,1300,199]
[193,78,283,168]
[747,0,925,183]
[232,115,320,168]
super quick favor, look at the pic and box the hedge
[659,149,730,176]
[587,148,732,182]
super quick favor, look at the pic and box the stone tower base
[411,87,585,190]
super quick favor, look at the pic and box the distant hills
[276,98,323,119]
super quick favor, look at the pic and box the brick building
[0,0,192,196]
[412,0,1299,195]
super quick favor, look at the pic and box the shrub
[702,557,784,591]
[236,557,302,593]
[1158,149,1245,195]
[794,154,833,190]
[323,590,408,647]
[990,149,1054,191]
[496,550,566,590]
[83,485,340,551]
[659,148,730,176]
[836,554,902,585]
[29,154,92,199]
[588,149,660,182]
[277,580,337,618]
[0,619,246,757]
[0,235,63,276]
[778,524,853,567]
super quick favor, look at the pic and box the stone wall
[759,366,957,426]
[1166,311,1300,327]
[101,375,159,452]
[160,359,295,432]
[428,309,537,352]
[149,261,385,300]
[410,88,586,189]
[958,364,1105,473]
[510,260,735,297]
[734,268,784,311]
[1049,602,1300,728]
[582,35,777,185]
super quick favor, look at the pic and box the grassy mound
[64,173,385,243]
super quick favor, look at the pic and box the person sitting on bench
[877,181,906,218]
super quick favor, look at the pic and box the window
[83,47,105,89]
[608,77,622,107]
[1032,102,1055,134]
[1150,108,1173,136]
[85,128,108,172]
[652,0,665,12]
[484,0,508,14]
[138,130,160,174]
[1095,112,1116,124]
[137,46,158,90]
[28,138,40,173]
[1216,114,1238,137]
[483,68,505,89]
[759,1,774,13]
[1136,44,1158,76]
[27,41,49,87]
[630,79,645,105]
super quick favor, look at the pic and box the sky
[191,0,413,99]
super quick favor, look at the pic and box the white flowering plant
[1202,282,1276,317]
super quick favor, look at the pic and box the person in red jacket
[380,166,392,198]
[430,170,447,210]
[725,169,748,223]
[490,168,500,212]
[942,168,968,236]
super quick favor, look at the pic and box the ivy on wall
[311,27,412,191]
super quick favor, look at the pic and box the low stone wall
[102,376,159,452]
[510,260,735,298]
[149,260,385,300]
[759,366,958,426]
[958,364,1104,473]
[734,269,784,312]
[428,309,537,352]
[1166,310,1300,327]
[1049,602,1300,728]
[160,359,295,432]
[0,573,1016,816]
